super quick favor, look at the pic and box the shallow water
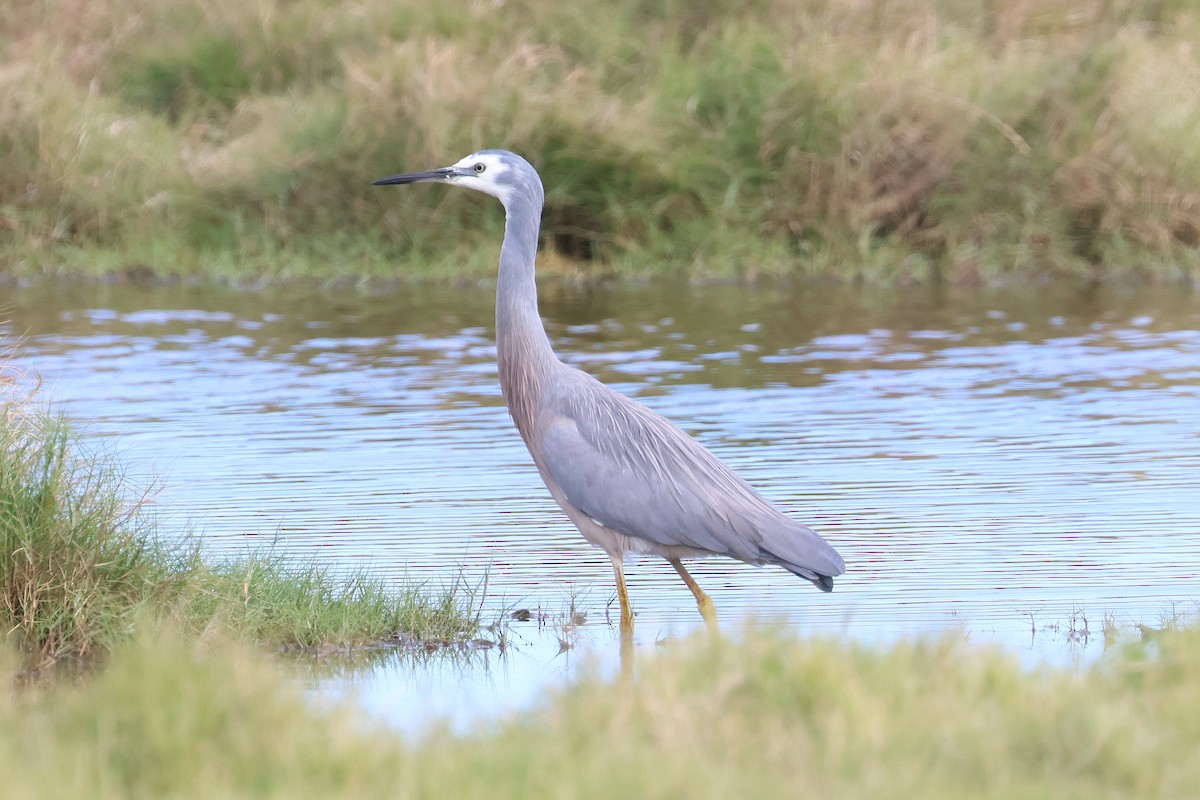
[4,278,1199,730]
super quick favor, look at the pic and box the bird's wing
[536,373,843,578]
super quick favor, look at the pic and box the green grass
[186,554,484,650]
[2,0,1200,282]
[0,386,484,669]
[2,621,1198,798]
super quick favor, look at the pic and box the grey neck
[495,193,558,423]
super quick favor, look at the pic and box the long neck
[496,194,557,442]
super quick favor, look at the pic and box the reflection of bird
[374,150,845,641]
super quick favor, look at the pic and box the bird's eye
[474,163,486,173]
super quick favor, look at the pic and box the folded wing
[536,372,845,587]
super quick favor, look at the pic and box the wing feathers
[536,370,844,581]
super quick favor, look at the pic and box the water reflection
[3,278,1199,730]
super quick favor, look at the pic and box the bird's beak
[372,166,459,186]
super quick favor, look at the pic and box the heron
[374,149,845,642]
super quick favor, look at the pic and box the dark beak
[372,166,457,186]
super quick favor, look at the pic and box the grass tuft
[0,393,184,664]
[185,553,484,649]
[0,385,483,669]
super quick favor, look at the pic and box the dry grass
[2,0,1199,281]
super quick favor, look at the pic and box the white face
[448,152,514,203]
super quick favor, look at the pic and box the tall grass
[2,622,1198,798]
[0,386,483,668]
[0,393,183,664]
[2,0,1199,282]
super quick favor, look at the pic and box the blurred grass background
[3,0,1199,282]
[3,620,1199,798]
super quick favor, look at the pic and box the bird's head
[373,149,543,210]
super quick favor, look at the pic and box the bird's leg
[609,553,635,634]
[668,558,719,634]
[610,553,635,674]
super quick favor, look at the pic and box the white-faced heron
[374,150,845,641]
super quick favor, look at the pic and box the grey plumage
[374,149,845,635]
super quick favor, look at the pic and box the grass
[1,620,1199,798]
[0,384,485,669]
[190,553,485,650]
[2,0,1200,283]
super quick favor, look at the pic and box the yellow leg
[669,558,719,634]
[610,554,634,676]
[610,553,635,633]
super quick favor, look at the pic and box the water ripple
[4,281,1199,667]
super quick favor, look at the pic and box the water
[4,278,1199,730]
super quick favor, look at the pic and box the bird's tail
[757,515,845,593]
